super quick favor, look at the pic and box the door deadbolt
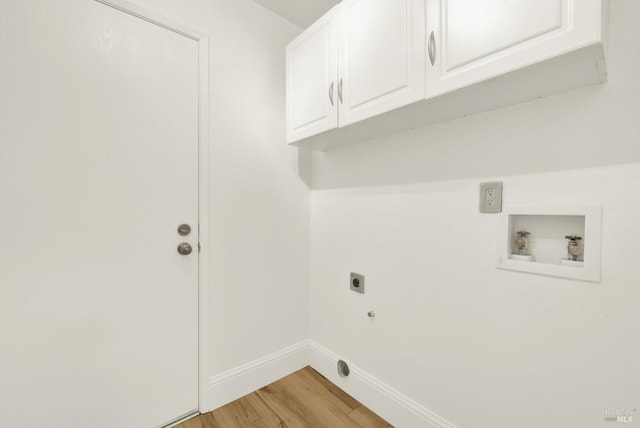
[177,242,193,255]
[178,224,191,236]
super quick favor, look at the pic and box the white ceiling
[252,0,338,28]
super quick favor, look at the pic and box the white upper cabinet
[337,0,426,127]
[286,0,426,143]
[426,0,607,97]
[287,0,607,149]
[286,7,338,143]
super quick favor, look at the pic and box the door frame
[94,0,210,414]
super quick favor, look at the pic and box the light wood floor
[176,367,393,428]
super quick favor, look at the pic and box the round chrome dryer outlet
[337,359,350,377]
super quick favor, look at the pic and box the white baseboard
[206,340,457,428]
[206,341,309,411]
[308,340,459,428]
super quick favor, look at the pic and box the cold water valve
[564,235,583,261]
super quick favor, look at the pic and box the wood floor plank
[244,418,281,428]
[257,381,330,427]
[175,367,393,428]
[347,406,394,427]
[292,369,355,414]
[244,393,289,427]
[216,394,263,428]
[296,366,361,411]
[281,371,361,427]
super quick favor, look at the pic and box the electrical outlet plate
[350,273,364,294]
[479,182,503,213]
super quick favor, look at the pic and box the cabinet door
[286,7,338,143]
[338,0,426,127]
[426,0,604,98]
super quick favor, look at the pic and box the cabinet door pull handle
[428,31,437,66]
[338,78,343,104]
[329,82,335,106]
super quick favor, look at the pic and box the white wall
[128,0,310,386]
[310,1,640,427]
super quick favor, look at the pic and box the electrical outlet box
[479,182,503,213]
[350,273,364,294]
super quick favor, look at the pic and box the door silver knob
[177,242,193,255]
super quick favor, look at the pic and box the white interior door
[0,1,199,427]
